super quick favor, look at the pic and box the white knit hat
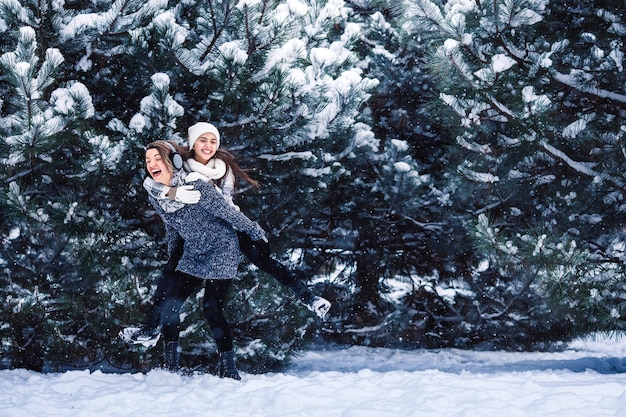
[188,122,220,150]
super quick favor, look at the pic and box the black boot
[163,340,179,371]
[218,350,241,380]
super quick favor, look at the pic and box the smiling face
[192,133,219,164]
[145,147,173,186]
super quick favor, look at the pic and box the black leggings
[236,231,300,287]
[144,237,185,330]
[145,233,304,335]
[160,272,234,352]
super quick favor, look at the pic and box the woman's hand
[167,185,201,204]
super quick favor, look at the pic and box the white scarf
[185,157,227,180]
[185,156,238,210]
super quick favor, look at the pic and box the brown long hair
[146,140,184,175]
[184,147,260,190]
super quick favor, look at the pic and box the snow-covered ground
[2,334,626,417]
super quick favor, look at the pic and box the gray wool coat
[149,179,266,280]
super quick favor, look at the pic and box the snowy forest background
[1,0,625,373]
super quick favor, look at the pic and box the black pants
[160,272,235,352]
[144,233,306,332]
[144,237,185,330]
[236,231,301,288]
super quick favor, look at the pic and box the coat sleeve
[144,177,188,213]
[195,180,266,241]
[143,176,168,199]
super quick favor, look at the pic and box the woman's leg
[160,272,201,342]
[237,231,295,286]
[202,279,241,380]
[119,237,186,346]
[202,279,234,352]
[237,231,331,318]
[158,272,200,370]
[147,236,185,329]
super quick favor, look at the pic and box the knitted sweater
[149,179,266,280]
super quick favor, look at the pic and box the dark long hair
[184,147,260,190]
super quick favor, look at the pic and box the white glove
[173,185,201,204]
[185,172,210,183]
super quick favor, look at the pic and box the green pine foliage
[403,0,626,347]
[1,0,382,371]
[0,25,147,370]
[1,0,625,372]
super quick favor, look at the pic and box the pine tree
[289,0,471,348]
[405,0,626,345]
[13,0,381,370]
[0,24,145,369]
[116,0,384,369]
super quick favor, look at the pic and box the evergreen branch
[200,0,233,61]
[475,271,536,320]
[5,167,34,183]
[467,195,511,216]
[553,71,626,109]
[539,140,600,177]
[401,214,446,232]
[407,0,451,35]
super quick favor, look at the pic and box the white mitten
[173,185,201,204]
[185,172,210,183]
